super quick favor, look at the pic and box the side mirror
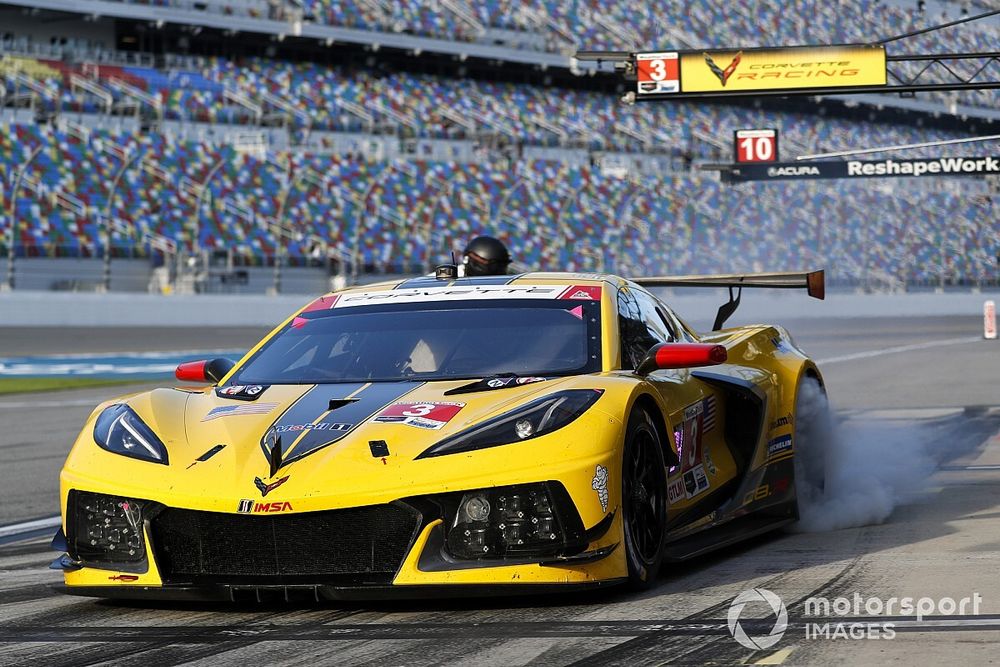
[175,358,237,384]
[635,343,727,375]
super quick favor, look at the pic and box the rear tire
[621,409,667,589]
[792,375,830,520]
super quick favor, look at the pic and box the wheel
[621,408,668,589]
[792,375,831,526]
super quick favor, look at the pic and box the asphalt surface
[1,317,999,666]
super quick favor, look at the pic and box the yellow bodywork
[58,273,819,596]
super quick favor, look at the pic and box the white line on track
[816,335,982,365]
[0,515,61,538]
[0,399,102,409]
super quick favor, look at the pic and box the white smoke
[792,377,938,532]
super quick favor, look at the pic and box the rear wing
[634,270,825,330]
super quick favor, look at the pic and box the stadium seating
[1,121,995,285]
[0,52,975,158]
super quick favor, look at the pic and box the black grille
[150,504,420,585]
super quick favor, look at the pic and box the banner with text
[679,45,886,94]
[723,156,1000,182]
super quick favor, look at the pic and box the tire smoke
[792,377,937,532]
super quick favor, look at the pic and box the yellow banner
[679,45,886,93]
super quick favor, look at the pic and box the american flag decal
[202,403,279,422]
[703,395,717,431]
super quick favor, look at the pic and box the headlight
[93,404,169,465]
[417,389,603,459]
[443,482,584,559]
[69,491,146,565]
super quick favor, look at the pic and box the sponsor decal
[215,385,269,401]
[769,165,820,177]
[334,284,566,308]
[684,402,704,420]
[704,449,718,476]
[683,464,710,499]
[742,478,790,506]
[254,475,289,497]
[767,434,793,457]
[373,401,465,430]
[680,45,886,93]
[847,156,1000,177]
[704,51,742,86]
[252,501,293,513]
[273,422,352,433]
[202,403,278,421]
[592,464,609,512]
[667,478,686,504]
[730,156,1000,183]
[557,284,602,301]
[237,498,254,513]
[769,413,793,431]
[107,574,140,581]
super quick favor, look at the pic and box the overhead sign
[723,156,1000,182]
[678,45,886,94]
[636,52,680,95]
[734,129,778,163]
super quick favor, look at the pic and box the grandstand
[0,0,997,293]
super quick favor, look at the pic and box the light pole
[6,144,44,291]
[102,148,143,292]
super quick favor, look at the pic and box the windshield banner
[333,284,601,308]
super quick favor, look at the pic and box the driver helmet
[462,236,511,277]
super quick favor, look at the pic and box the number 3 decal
[401,403,435,417]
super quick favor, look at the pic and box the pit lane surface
[2,316,1000,666]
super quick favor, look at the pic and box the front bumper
[56,485,625,600]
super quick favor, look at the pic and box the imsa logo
[237,498,293,513]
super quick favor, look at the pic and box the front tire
[621,408,667,589]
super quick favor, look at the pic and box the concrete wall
[1,287,996,328]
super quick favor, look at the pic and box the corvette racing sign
[677,45,886,93]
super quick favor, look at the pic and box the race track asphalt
[1,316,998,666]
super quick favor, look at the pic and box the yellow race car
[53,270,825,601]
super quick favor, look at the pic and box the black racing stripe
[260,383,364,462]
[276,382,423,466]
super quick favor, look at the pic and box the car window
[618,287,663,370]
[634,290,677,344]
[230,299,603,384]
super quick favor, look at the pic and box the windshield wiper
[444,373,548,396]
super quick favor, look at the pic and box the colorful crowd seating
[1,122,995,285]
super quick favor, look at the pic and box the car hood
[77,376,612,510]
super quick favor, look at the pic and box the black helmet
[463,236,511,276]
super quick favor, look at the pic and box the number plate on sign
[636,52,680,95]
[734,128,778,163]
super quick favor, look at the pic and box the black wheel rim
[623,426,666,564]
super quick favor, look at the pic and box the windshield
[230,299,602,384]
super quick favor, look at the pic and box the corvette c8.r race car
[53,269,827,601]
